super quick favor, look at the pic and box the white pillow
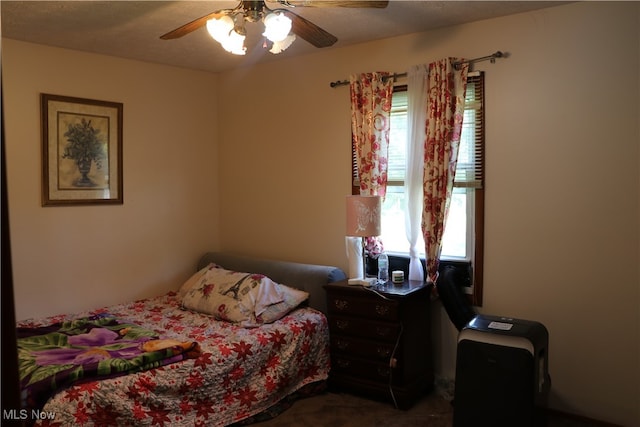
[256,285,309,324]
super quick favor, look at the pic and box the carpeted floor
[252,391,452,427]
[251,391,602,427]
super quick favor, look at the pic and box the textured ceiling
[1,1,567,73]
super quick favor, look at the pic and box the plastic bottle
[377,252,389,283]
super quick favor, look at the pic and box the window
[352,72,485,305]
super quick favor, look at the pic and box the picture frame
[41,94,123,206]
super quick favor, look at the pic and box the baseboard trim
[547,408,622,427]
[438,374,622,426]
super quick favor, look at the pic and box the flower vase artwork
[61,118,107,188]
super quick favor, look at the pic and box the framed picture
[41,94,123,206]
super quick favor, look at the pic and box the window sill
[370,254,480,306]
[370,254,473,287]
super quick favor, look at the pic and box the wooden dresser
[323,279,434,409]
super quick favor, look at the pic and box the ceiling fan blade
[284,10,338,48]
[277,1,388,8]
[160,10,228,40]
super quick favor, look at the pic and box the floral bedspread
[17,292,330,426]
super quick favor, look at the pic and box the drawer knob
[375,326,391,337]
[334,299,349,311]
[377,366,390,377]
[376,347,391,358]
[336,339,350,350]
[337,359,350,369]
[375,305,390,316]
[336,319,350,330]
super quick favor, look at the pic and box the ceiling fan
[160,1,389,55]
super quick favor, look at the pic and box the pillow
[256,285,309,324]
[181,266,258,325]
[177,263,217,298]
[181,265,309,327]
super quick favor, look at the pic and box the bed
[16,252,346,426]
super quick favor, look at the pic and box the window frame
[351,73,485,306]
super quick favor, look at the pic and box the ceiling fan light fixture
[206,15,234,43]
[269,33,296,54]
[206,15,247,55]
[162,0,385,53]
[263,11,292,43]
[221,27,247,55]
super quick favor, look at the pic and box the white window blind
[455,72,485,188]
[387,90,407,185]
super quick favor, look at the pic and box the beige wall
[217,2,639,426]
[3,40,220,320]
[2,1,639,425]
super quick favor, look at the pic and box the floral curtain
[349,72,393,198]
[350,72,393,256]
[422,59,468,283]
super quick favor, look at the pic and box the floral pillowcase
[179,264,309,327]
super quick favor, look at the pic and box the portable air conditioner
[453,315,550,427]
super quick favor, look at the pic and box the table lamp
[346,195,381,286]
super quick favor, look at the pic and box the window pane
[381,187,467,259]
[440,189,467,258]
[381,186,409,253]
[381,85,470,260]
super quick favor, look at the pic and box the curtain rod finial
[330,79,349,88]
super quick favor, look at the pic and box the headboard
[197,252,346,314]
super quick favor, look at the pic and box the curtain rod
[329,51,505,88]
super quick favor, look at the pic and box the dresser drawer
[328,315,401,342]
[327,294,399,321]
[331,354,402,385]
[331,335,400,362]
